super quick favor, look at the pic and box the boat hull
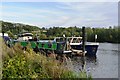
[70,44,99,55]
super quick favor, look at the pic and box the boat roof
[18,32,33,36]
[22,32,33,35]
[55,37,82,39]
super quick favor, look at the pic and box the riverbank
[2,40,92,79]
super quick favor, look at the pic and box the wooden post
[63,34,66,51]
[82,27,86,55]
[81,27,86,69]
[2,31,4,38]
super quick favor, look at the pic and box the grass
[2,40,92,79]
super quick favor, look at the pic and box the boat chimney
[95,34,97,42]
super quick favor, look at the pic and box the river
[70,43,119,78]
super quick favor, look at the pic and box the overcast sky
[1,2,118,28]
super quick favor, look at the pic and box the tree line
[46,26,119,43]
[1,21,119,43]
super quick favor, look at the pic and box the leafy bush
[2,41,91,79]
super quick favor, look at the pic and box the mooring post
[82,27,86,55]
[81,26,86,69]
[2,31,4,38]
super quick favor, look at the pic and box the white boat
[17,32,33,41]
[54,37,99,55]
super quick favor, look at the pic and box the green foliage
[46,27,119,43]
[2,20,118,43]
[39,34,47,39]
[2,42,91,79]
[1,21,41,35]
[3,55,33,78]
[6,31,15,39]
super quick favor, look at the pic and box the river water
[70,43,119,78]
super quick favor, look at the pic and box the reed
[2,41,92,79]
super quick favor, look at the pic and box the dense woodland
[1,21,120,43]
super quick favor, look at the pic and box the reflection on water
[70,56,98,74]
[69,43,118,78]
[86,56,97,63]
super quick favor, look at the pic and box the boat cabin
[54,37,82,43]
[17,32,33,41]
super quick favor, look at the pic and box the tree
[39,34,47,39]
[6,31,15,39]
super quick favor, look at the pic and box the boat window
[18,34,33,37]
[23,34,33,36]
[70,38,81,43]
[68,38,72,43]
[76,38,81,43]
[56,38,65,42]
[72,38,77,43]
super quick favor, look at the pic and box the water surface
[70,43,119,78]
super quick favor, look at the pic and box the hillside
[1,21,119,43]
[1,21,41,35]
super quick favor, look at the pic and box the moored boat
[17,32,33,41]
[54,37,99,56]
[4,32,99,56]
